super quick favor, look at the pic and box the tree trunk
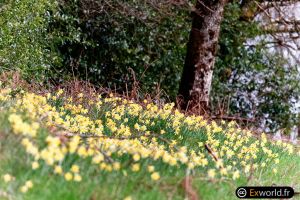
[178,0,228,114]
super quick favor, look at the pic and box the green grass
[0,109,300,200]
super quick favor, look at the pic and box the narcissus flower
[25,180,33,188]
[3,174,13,183]
[54,165,63,174]
[148,165,155,172]
[64,172,73,181]
[124,196,132,200]
[2,88,297,186]
[133,154,140,161]
[232,170,240,180]
[74,174,82,182]
[71,165,80,173]
[20,186,28,193]
[208,169,216,178]
[151,172,160,181]
[131,164,140,172]
[32,161,39,170]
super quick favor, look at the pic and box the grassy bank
[0,87,299,200]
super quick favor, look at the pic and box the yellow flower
[32,161,39,170]
[25,180,33,188]
[133,154,140,161]
[207,169,216,178]
[232,170,240,180]
[77,146,88,157]
[57,89,63,96]
[134,123,140,131]
[74,174,82,182]
[54,165,63,174]
[131,164,140,172]
[148,165,155,172]
[124,196,132,200]
[92,154,104,164]
[3,174,13,183]
[71,165,80,173]
[244,165,251,173]
[220,168,228,175]
[113,162,121,170]
[20,185,28,193]
[216,159,223,168]
[64,172,73,181]
[151,172,160,181]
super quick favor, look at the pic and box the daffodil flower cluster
[0,88,298,187]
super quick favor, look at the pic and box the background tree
[178,0,228,113]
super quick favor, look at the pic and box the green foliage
[0,0,60,79]
[48,0,191,97]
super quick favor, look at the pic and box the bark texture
[178,0,228,113]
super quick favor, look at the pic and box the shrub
[0,0,60,80]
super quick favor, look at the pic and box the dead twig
[181,175,199,200]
